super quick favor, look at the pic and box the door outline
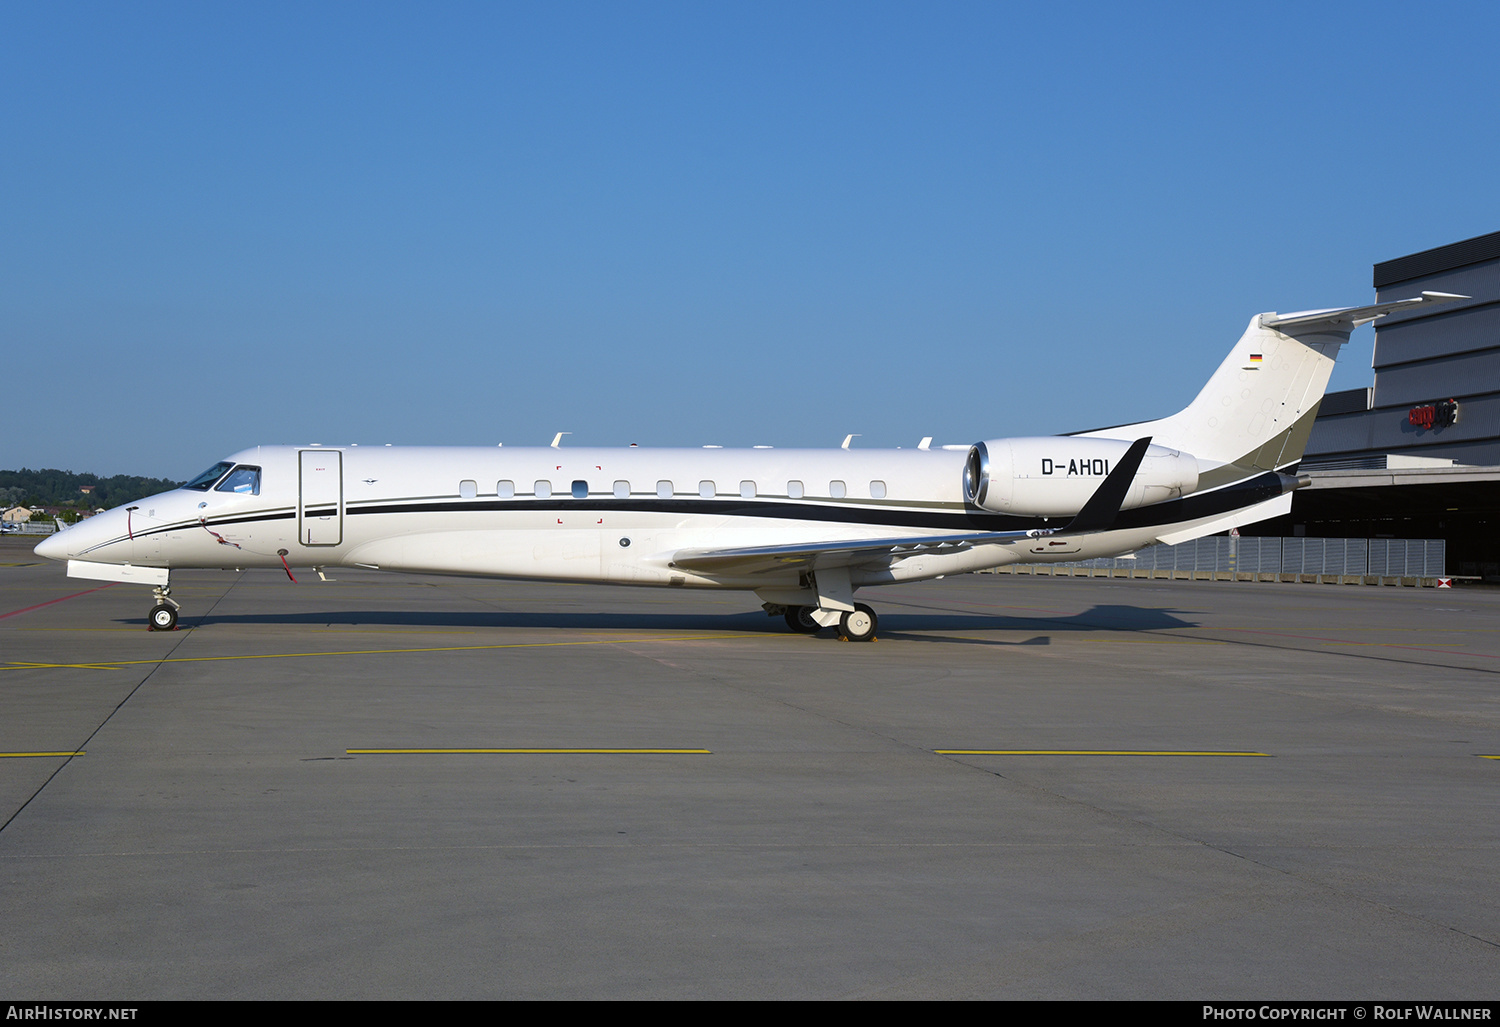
[299,450,343,546]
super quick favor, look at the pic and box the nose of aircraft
[33,528,72,562]
[33,510,123,563]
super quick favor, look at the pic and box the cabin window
[613,480,630,498]
[699,480,716,498]
[534,480,552,498]
[215,465,261,496]
[571,480,588,499]
[459,479,478,499]
[740,480,756,498]
[787,480,804,499]
[869,480,887,499]
[656,480,672,499]
[496,480,515,498]
[184,461,235,491]
[829,480,846,499]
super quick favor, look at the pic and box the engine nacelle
[963,437,1199,516]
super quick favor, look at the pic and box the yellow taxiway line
[935,749,1272,757]
[0,751,85,758]
[347,748,712,755]
[0,634,758,673]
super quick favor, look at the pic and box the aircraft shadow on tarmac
[120,603,1199,643]
[875,603,1200,645]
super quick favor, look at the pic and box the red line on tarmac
[0,583,116,620]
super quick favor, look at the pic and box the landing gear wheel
[784,606,821,634]
[838,603,878,642]
[149,604,178,631]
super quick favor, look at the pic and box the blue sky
[4,1,1498,478]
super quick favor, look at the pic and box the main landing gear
[764,568,879,642]
[784,606,821,634]
[837,603,878,643]
[148,584,180,631]
[779,603,879,642]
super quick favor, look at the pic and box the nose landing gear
[148,585,180,631]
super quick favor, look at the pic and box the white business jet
[35,292,1464,641]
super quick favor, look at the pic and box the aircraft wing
[669,528,1037,576]
[670,437,1154,577]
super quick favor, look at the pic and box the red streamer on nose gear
[279,553,298,583]
[198,516,242,549]
[127,510,134,540]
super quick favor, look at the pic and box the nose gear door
[299,450,343,546]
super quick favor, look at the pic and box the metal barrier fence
[1,522,58,535]
[1052,536,1445,577]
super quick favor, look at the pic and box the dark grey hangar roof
[1374,229,1500,289]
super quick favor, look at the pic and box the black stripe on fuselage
[79,509,298,552]
[1112,472,1286,531]
[348,497,1032,531]
[344,472,1287,535]
[81,473,1285,555]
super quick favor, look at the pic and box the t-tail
[1076,291,1468,491]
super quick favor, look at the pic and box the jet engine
[964,437,1199,516]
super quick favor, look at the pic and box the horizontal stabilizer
[1261,292,1467,334]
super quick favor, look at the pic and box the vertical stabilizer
[1077,292,1466,489]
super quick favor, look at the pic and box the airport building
[1264,230,1500,578]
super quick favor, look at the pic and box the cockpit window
[183,461,235,491]
[215,465,261,496]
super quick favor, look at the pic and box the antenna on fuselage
[841,434,861,449]
[918,437,932,450]
[551,432,570,448]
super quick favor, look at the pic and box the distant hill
[0,469,184,511]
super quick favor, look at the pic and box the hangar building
[1273,230,1500,578]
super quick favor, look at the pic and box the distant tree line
[0,469,185,512]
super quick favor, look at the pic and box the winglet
[1061,437,1152,534]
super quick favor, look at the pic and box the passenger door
[299,450,342,546]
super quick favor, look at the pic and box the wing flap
[669,529,1033,576]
